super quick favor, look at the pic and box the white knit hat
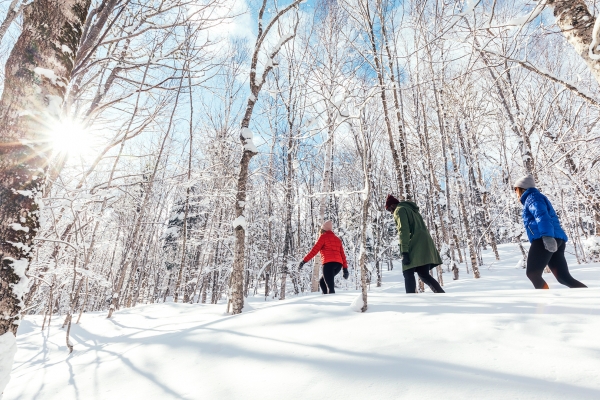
[514,174,536,189]
[321,220,333,231]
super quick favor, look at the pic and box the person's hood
[520,187,539,205]
[397,201,419,211]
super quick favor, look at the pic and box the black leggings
[320,262,342,294]
[526,238,587,289]
[403,265,445,294]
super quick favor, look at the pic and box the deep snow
[4,243,600,400]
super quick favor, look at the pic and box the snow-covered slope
[5,244,600,399]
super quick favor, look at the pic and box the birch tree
[0,0,91,391]
[229,0,303,314]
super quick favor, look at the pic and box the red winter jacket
[303,231,348,269]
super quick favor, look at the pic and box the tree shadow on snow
[60,311,600,399]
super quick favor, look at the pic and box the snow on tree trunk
[0,0,90,391]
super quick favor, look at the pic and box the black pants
[320,262,342,294]
[526,238,587,289]
[403,265,445,294]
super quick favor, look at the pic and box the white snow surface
[350,293,365,312]
[5,244,600,399]
[0,333,17,396]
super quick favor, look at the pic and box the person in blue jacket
[514,174,587,289]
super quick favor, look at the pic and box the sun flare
[48,119,93,156]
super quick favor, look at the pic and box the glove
[542,236,557,253]
[402,252,411,266]
[343,269,349,279]
[298,260,306,269]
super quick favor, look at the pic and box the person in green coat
[385,194,445,294]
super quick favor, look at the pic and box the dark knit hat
[385,194,400,210]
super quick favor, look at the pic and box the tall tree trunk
[448,124,481,278]
[419,102,444,287]
[228,0,302,314]
[378,3,412,199]
[280,130,295,300]
[457,122,490,264]
[354,117,370,312]
[362,4,405,196]
[436,87,461,269]
[427,86,458,280]
[0,5,91,389]
[174,67,195,303]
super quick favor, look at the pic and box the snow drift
[4,245,600,400]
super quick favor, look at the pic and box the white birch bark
[548,0,600,85]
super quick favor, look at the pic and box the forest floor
[4,243,600,400]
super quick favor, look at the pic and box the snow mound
[241,301,254,313]
[350,293,365,312]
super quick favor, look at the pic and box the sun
[48,119,93,156]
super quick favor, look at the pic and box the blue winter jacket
[520,188,568,243]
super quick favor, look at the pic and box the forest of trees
[1,0,600,353]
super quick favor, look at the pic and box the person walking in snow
[514,175,587,289]
[385,195,445,294]
[299,220,349,294]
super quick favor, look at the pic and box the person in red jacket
[299,220,349,294]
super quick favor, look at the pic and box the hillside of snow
[4,244,600,400]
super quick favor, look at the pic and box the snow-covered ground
[5,244,600,399]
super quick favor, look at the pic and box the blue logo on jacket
[520,188,568,243]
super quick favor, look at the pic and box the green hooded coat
[393,201,442,271]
